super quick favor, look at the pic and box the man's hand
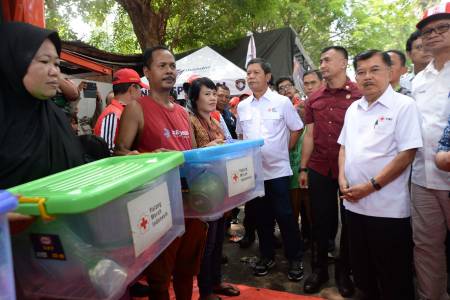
[338,175,349,194]
[436,151,450,172]
[299,171,308,188]
[340,182,374,203]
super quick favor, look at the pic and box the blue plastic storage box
[0,190,18,300]
[181,139,265,220]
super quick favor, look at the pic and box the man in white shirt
[338,50,422,299]
[399,30,433,93]
[411,3,450,299]
[236,58,304,281]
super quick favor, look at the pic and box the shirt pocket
[261,111,283,135]
[373,116,395,135]
[310,100,328,122]
[238,112,253,134]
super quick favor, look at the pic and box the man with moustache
[115,46,207,300]
[338,49,422,299]
[299,46,361,296]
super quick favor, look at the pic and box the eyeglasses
[421,23,450,38]
[278,84,293,92]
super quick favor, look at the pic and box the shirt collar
[324,77,355,92]
[111,99,126,107]
[250,87,274,103]
[423,59,450,75]
[358,85,394,110]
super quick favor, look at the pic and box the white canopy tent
[142,46,251,99]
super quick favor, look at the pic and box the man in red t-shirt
[115,46,206,300]
[94,68,146,152]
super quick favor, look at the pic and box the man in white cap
[411,2,450,299]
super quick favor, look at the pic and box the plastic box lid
[0,190,18,214]
[8,152,184,217]
[183,139,264,162]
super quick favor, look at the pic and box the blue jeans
[197,217,226,296]
[249,176,303,261]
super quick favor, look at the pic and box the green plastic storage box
[9,153,185,300]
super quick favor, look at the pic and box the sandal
[212,284,240,296]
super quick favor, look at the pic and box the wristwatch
[370,177,382,191]
[299,168,308,173]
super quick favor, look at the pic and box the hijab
[0,22,85,189]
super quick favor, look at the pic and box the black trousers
[346,210,415,300]
[308,168,350,274]
[247,176,303,260]
[243,199,258,235]
[198,217,226,297]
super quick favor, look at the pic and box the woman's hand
[205,139,224,147]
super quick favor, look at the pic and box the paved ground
[221,210,355,300]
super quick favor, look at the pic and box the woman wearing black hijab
[0,22,85,189]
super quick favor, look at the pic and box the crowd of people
[1,1,449,300]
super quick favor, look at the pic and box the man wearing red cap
[94,68,147,152]
[411,2,450,299]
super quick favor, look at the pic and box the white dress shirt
[338,85,423,218]
[411,60,450,190]
[236,88,303,180]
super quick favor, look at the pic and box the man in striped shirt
[94,68,148,152]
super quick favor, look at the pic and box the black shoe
[221,255,228,264]
[273,235,282,249]
[129,282,151,297]
[287,260,304,281]
[303,269,329,294]
[253,257,275,276]
[239,233,255,248]
[336,272,354,297]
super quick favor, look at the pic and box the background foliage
[45,0,439,64]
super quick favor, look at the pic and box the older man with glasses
[411,2,450,299]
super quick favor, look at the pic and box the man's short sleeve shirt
[338,86,423,218]
[304,79,361,178]
[236,88,303,180]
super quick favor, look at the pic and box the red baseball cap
[239,91,252,100]
[229,97,240,107]
[113,68,149,89]
[182,74,201,92]
[416,1,450,29]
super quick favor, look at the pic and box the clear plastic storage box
[181,139,265,221]
[0,190,18,300]
[8,153,185,300]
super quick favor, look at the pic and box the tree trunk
[116,0,171,51]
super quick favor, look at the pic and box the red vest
[94,99,125,142]
[137,96,192,152]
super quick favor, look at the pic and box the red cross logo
[139,215,150,233]
[232,173,239,183]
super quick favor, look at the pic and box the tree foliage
[45,0,425,64]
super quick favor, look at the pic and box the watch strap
[370,177,382,190]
